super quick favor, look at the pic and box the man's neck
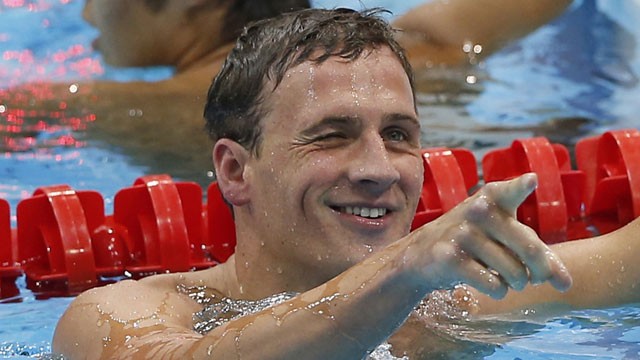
[229,248,334,301]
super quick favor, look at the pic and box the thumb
[488,173,538,214]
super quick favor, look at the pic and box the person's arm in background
[474,217,640,316]
[392,0,573,66]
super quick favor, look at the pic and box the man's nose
[347,133,400,195]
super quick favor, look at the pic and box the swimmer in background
[53,8,640,360]
[0,0,573,181]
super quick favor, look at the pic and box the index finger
[489,216,572,292]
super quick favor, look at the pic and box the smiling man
[52,8,640,360]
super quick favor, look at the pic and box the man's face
[242,47,423,281]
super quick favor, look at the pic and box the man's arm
[474,217,640,315]
[52,175,570,359]
[392,0,573,66]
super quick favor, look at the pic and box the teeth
[342,206,387,218]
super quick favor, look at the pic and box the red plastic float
[483,137,588,243]
[0,198,21,300]
[412,148,477,229]
[16,185,105,295]
[113,174,215,276]
[576,128,640,234]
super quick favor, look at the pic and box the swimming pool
[1,0,640,358]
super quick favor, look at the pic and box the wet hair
[204,8,416,156]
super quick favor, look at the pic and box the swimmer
[1,0,573,180]
[52,8,640,359]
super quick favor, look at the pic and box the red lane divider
[483,137,588,243]
[412,148,478,230]
[0,198,21,300]
[114,175,214,276]
[577,128,640,234]
[17,185,102,295]
[0,130,639,300]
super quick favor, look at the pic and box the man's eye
[385,129,408,142]
[314,132,347,141]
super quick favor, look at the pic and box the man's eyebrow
[300,116,360,136]
[383,113,420,128]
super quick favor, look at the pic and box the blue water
[1,0,640,358]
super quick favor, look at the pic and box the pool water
[1,0,640,358]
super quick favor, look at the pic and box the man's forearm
[474,217,640,316]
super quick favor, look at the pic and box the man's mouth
[338,206,388,219]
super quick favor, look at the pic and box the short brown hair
[204,8,415,156]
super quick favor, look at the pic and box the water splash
[0,341,64,359]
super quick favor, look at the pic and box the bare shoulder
[51,266,228,359]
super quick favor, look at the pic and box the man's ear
[212,139,251,206]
